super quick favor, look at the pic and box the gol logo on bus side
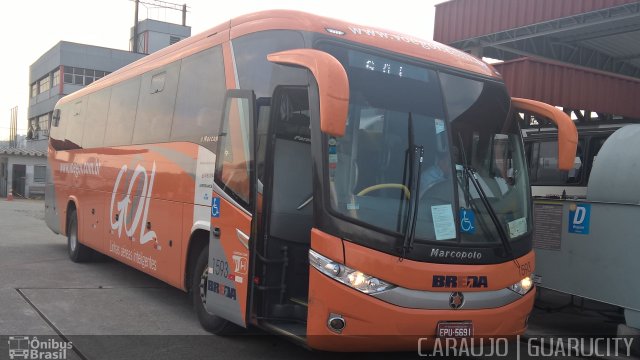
[110,162,158,248]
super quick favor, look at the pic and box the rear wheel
[67,209,94,263]
[192,245,240,335]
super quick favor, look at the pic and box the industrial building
[434,0,640,121]
[0,15,191,199]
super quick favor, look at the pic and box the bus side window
[104,78,141,146]
[255,97,271,184]
[532,140,584,185]
[65,98,86,149]
[133,61,181,144]
[586,136,607,179]
[171,46,226,149]
[82,88,111,148]
[49,105,69,151]
[215,92,255,209]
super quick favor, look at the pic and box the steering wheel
[357,183,410,200]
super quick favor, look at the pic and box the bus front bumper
[306,267,535,352]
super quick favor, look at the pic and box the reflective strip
[236,228,249,249]
[371,286,522,310]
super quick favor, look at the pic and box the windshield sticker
[432,204,456,240]
[459,208,475,234]
[328,137,338,179]
[435,119,445,134]
[508,217,527,238]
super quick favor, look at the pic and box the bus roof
[59,10,498,106]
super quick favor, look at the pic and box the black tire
[192,245,240,335]
[67,209,94,263]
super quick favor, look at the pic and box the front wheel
[67,209,94,263]
[192,246,240,335]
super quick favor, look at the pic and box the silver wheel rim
[69,224,77,252]
[199,267,208,305]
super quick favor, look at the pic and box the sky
[0,0,443,140]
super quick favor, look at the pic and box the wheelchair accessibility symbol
[459,208,475,234]
[212,197,220,218]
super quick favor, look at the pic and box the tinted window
[82,88,111,148]
[133,61,181,144]
[232,30,307,99]
[104,78,141,146]
[49,106,69,151]
[171,46,226,149]
[65,99,85,149]
[215,94,254,208]
[530,140,584,185]
[586,136,607,179]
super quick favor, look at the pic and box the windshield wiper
[400,112,424,258]
[463,166,513,258]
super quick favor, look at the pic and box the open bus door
[266,49,349,340]
[207,90,257,328]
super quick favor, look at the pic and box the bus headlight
[309,249,395,294]
[509,276,533,296]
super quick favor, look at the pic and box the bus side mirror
[267,49,349,137]
[52,109,61,127]
[512,97,578,171]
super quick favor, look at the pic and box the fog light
[327,314,346,333]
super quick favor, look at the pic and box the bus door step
[271,303,307,321]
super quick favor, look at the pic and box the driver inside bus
[420,150,452,196]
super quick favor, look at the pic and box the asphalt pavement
[0,199,636,360]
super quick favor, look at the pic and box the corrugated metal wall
[434,0,639,44]
[493,57,640,118]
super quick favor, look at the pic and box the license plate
[436,321,473,338]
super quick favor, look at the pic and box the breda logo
[110,162,158,246]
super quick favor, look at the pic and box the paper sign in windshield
[508,217,527,238]
[432,204,456,240]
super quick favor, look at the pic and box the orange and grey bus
[45,10,577,351]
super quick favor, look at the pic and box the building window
[73,67,84,85]
[34,166,46,183]
[27,117,36,139]
[39,75,50,94]
[64,67,72,84]
[31,83,37,98]
[64,66,110,86]
[52,69,60,88]
[37,113,50,138]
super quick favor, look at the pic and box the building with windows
[27,19,191,152]
[0,147,46,198]
[131,18,191,54]
[27,42,146,150]
[2,18,191,199]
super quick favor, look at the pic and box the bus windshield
[321,44,530,247]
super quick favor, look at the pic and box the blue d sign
[568,203,590,234]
